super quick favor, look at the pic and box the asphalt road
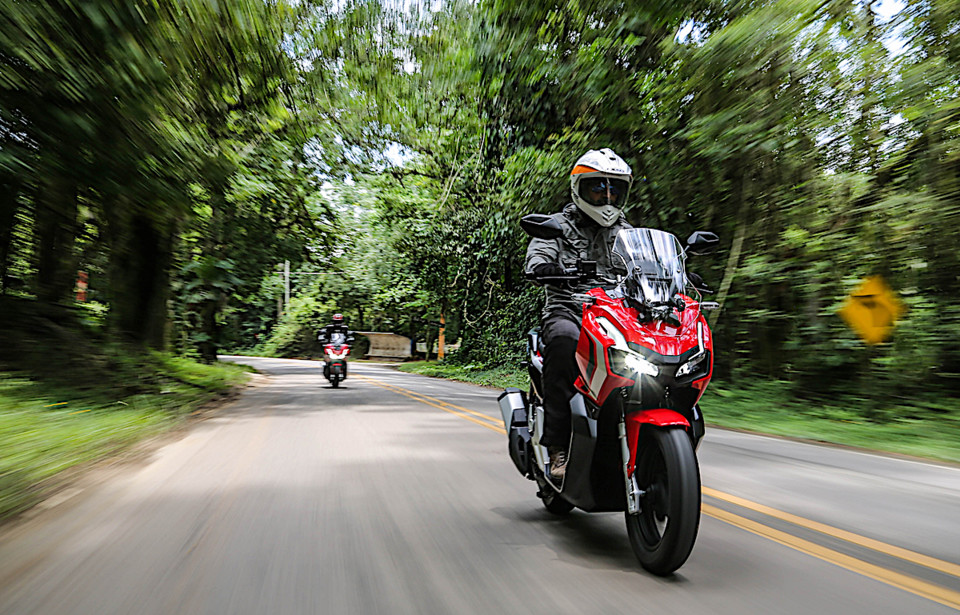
[1,357,958,614]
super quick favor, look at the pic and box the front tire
[625,427,700,576]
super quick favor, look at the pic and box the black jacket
[318,324,353,345]
[524,203,632,320]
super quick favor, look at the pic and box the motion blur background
[1,0,959,515]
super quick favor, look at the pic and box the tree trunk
[35,175,78,304]
[424,326,436,361]
[106,200,175,349]
[710,168,749,327]
[356,303,366,330]
[199,300,218,364]
[195,168,230,362]
[0,176,21,293]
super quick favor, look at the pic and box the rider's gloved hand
[533,263,565,278]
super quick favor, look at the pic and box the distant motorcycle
[323,332,351,388]
[499,214,719,575]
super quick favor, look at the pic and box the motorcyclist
[524,148,634,482]
[318,313,353,379]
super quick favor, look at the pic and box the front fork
[619,416,642,514]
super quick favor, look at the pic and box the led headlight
[597,316,660,378]
[621,350,660,377]
[676,352,707,378]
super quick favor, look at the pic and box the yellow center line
[360,370,960,609]
[380,380,505,428]
[704,504,960,611]
[703,486,960,580]
[355,374,505,434]
[355,374,505,427]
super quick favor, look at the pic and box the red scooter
[499,214,718,575]
[323,332,351,388]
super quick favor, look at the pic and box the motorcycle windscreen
[610,228,703,334]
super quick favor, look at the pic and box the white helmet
[570,148,633,227]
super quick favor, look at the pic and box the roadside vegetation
[0,354,250,520]
[3,1,959,516]
[399,361,960,465]
[0,298,252,519]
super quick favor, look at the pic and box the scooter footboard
[498,388,533,477]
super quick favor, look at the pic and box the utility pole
[284,260,290,313]
[276,264,335,319]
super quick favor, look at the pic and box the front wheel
[625,427,700,576]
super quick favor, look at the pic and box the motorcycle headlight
[609,347,659,378]
[676,352,707,378]
[597,316,659,378]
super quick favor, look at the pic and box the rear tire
[625,428,700,576]
[540,482,574,515]
[332,375,340,388]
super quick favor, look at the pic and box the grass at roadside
[397,361,960,464]
[0,354,252,520]
[398,361,529,390]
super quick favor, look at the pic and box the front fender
[628,409,690,428]
[624,409,690,476]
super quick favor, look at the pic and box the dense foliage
[300,0,960,421]
[3,0,959,423]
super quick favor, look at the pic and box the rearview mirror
[520,214,563,240]
[685,231,720,256]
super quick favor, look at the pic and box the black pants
[540,313,580,449]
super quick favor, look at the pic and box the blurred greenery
[0,356,251,519]
[400,362,960,464]
[398,361,529,390]
[2,0,960,513]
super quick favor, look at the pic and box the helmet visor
[578,177,631,207]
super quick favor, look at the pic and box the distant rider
[318,313,353,379]
[524,148,634,482]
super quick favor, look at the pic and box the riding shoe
[548,447,568,482]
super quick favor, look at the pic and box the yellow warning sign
[838,276,904,345]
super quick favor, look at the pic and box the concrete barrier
[356,332,412,361]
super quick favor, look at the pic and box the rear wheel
[537,475,574,515]
[625,427,700,576]
[331,374,340,388]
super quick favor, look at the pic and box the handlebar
[527,259,599,285]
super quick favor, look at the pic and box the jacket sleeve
[525,237,561,275]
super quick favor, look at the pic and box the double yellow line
[354,374,506,434]
[702,494,960,610]
[357,372,960,609]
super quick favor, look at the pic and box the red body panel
[324,344,350,365]
[575,289,713,407]
[570,287,713,478]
